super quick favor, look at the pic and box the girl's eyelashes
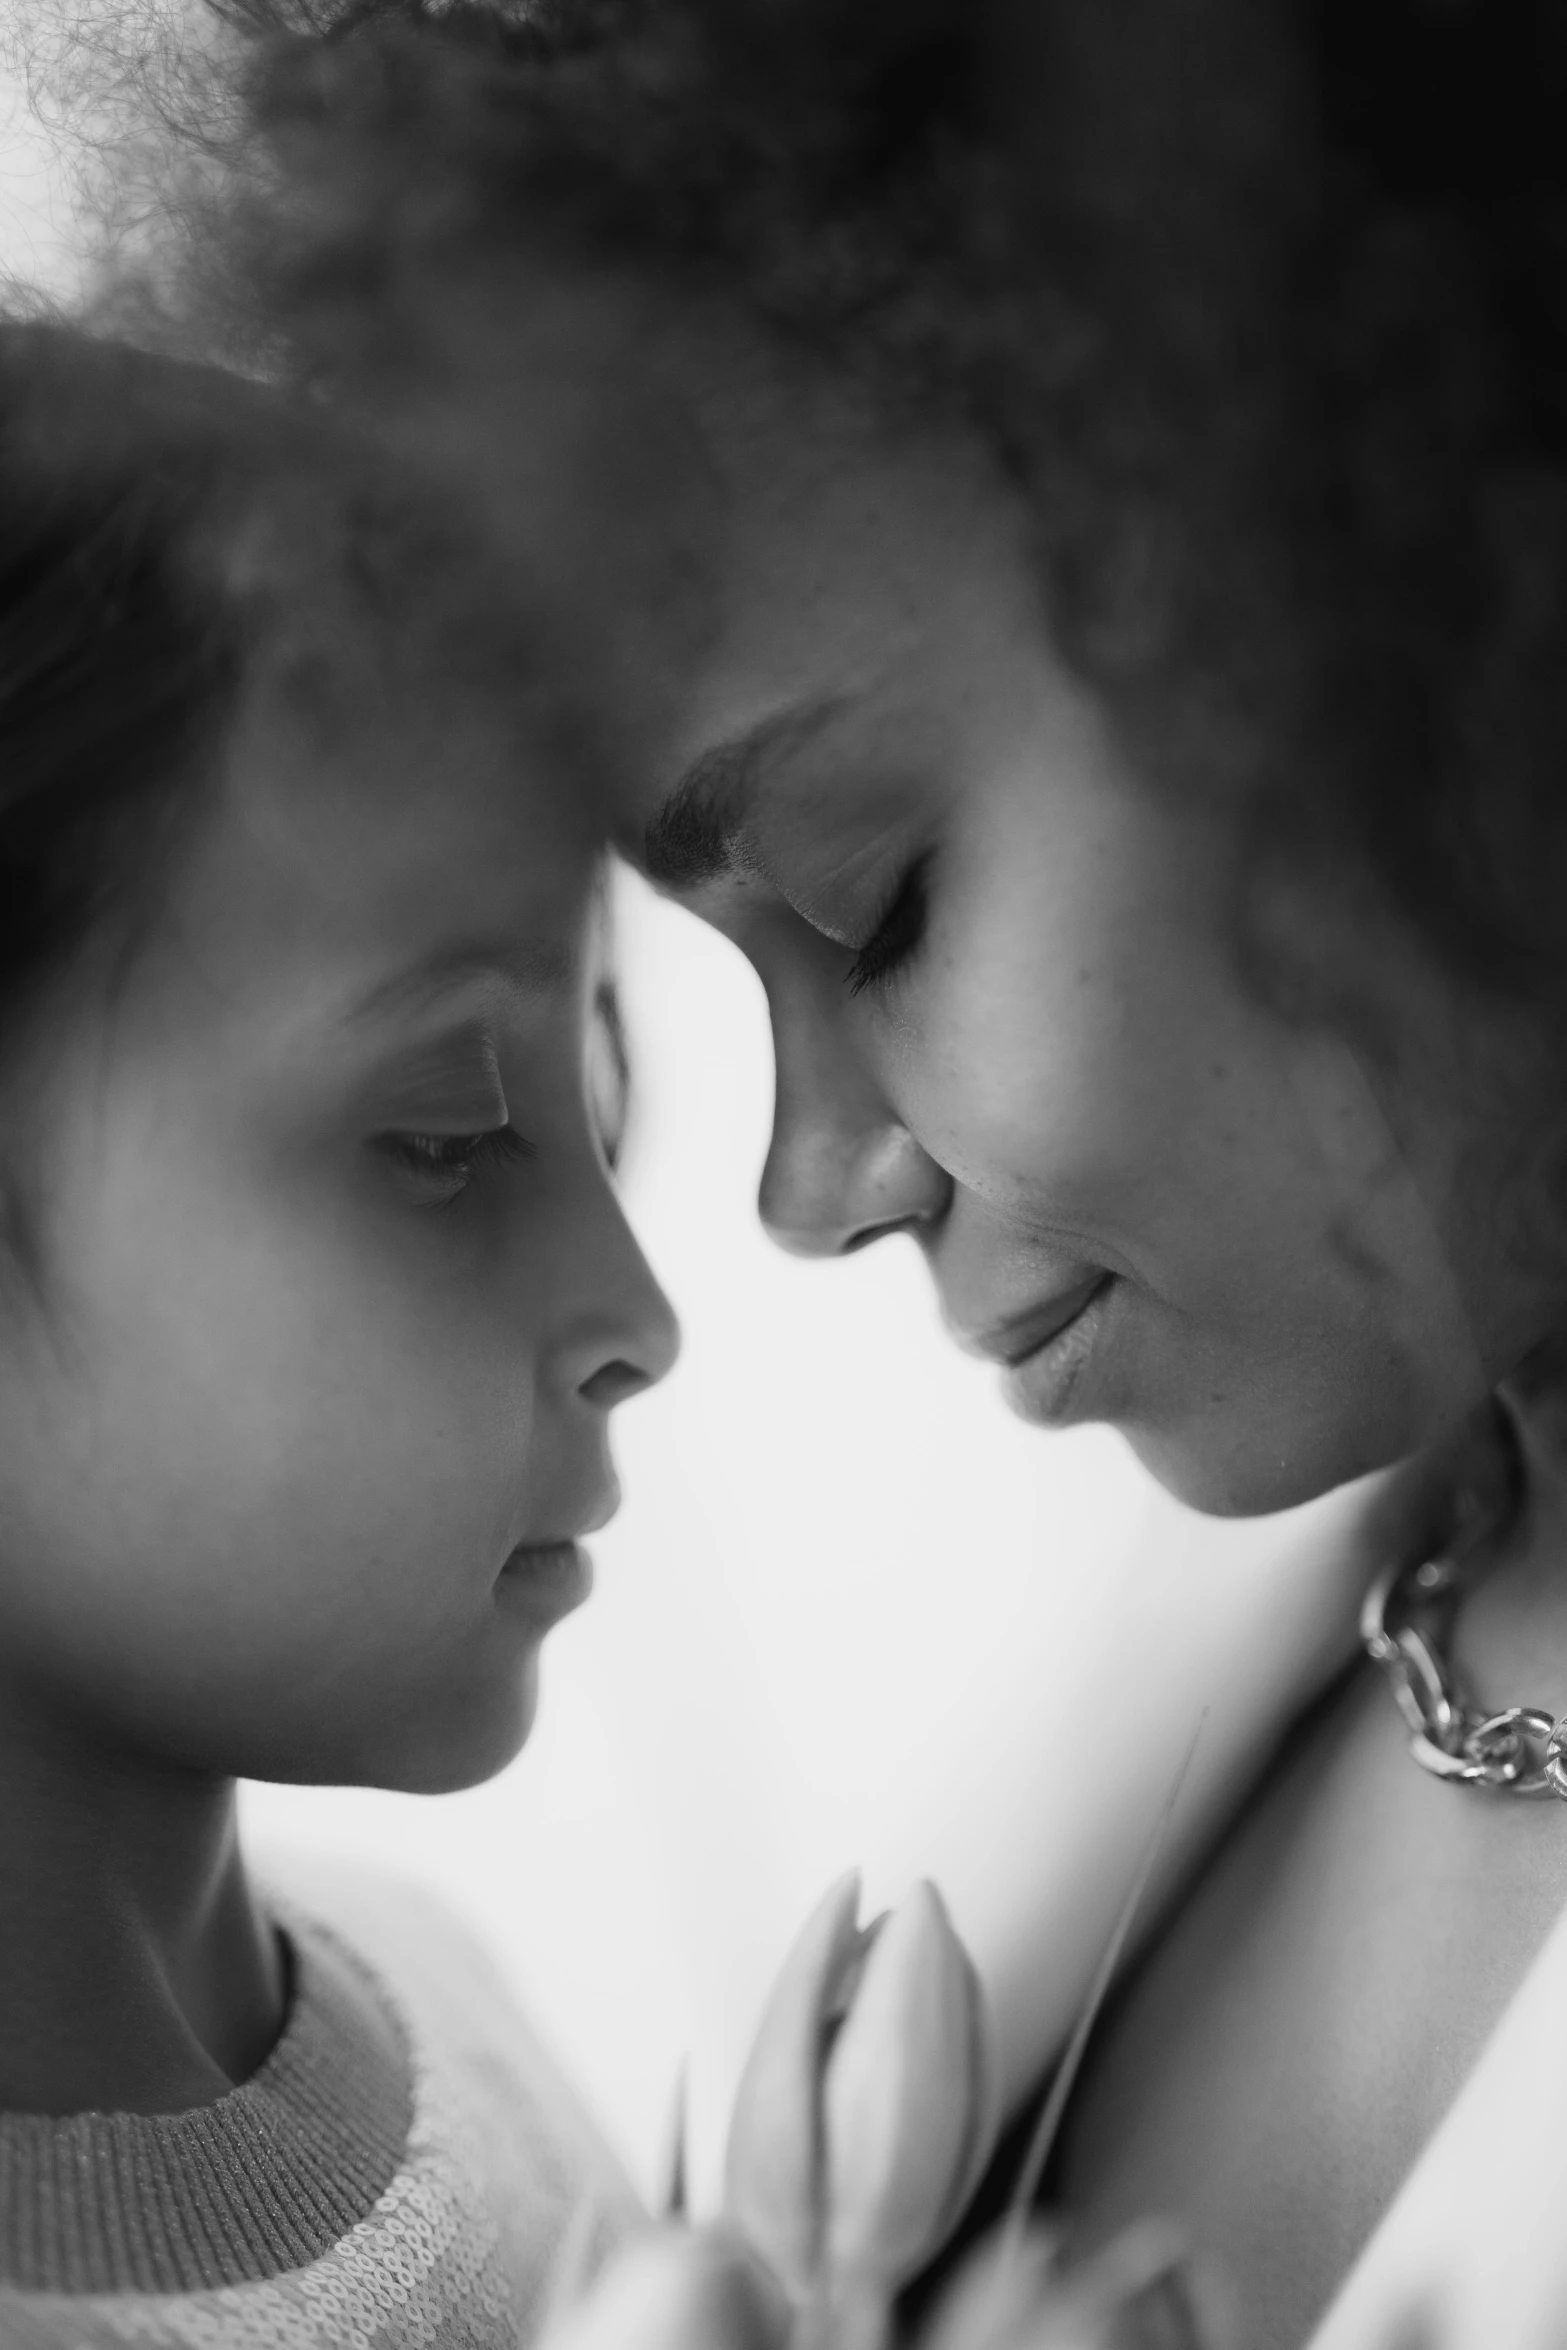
[375,1124,535,1205]
[845,850,932,996]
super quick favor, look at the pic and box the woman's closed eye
[845,850,932,996]
[376,1124,535,1206]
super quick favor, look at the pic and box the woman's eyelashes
[376,1123,535,1206]
[844,850,932,996]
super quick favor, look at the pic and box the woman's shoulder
[1310,1834,1567,2349]
[1051,1662,1567,2348]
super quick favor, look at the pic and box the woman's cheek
[877,954,1131,1219]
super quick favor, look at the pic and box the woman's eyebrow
[641,696,845,886]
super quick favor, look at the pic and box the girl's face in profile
[625,401,1518,1515]
[0,655,676,1795]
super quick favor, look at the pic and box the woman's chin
[1124,1419,1404,1519]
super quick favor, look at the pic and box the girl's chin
[306,1649,548,1796]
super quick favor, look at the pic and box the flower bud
[725,1875,995,2317]
[823,1880,994,2296]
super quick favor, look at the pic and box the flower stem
[792,2277,892,2350]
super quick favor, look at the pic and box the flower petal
[725,1871,866,2300]
[823,1880,989,2294]
[938,1954,999,2247]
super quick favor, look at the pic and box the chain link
[1361,1541,1567,1801]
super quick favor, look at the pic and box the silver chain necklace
[1362,1417,1567,1799]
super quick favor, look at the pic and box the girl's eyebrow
[641,695,845,887]
[370,1023,509,1124]
[344,941,578,1027]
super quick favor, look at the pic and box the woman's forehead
[613,425,1061,862]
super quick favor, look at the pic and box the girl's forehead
[155,678,607,1020]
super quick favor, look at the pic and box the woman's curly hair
[88,0,1536,1147]
[189,0,1567,1033]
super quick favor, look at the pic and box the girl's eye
[845,851,932,996]
[376,1124,535,1203]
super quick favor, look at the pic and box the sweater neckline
[0,1908,413,2296]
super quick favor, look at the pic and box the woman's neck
[1455,1383,1567,1714]
[0,1697,285,2116]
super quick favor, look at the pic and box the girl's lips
[497,1539,594,1621]
[1001,1276,1114,1426]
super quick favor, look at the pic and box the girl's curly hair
[0,310,543,1049]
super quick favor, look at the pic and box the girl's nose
[577,1355,663,1409]
[564,1211,681,1408]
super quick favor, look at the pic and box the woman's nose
[759,992,951,1258]
[761,1115,951,1257]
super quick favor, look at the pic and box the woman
[153,1,1567,2342]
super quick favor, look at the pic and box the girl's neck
[0,1699,285,2117]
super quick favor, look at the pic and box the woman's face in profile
[621,397,1516,1514]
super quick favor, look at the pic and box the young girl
[0,315,707,2347]
[169,4,1567,2344]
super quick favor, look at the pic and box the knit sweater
[0,1863,641,2348]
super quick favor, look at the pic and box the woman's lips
[497,1539,594,1621]
[983,1274,1107,1366]
[997,1275,1115,1426]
